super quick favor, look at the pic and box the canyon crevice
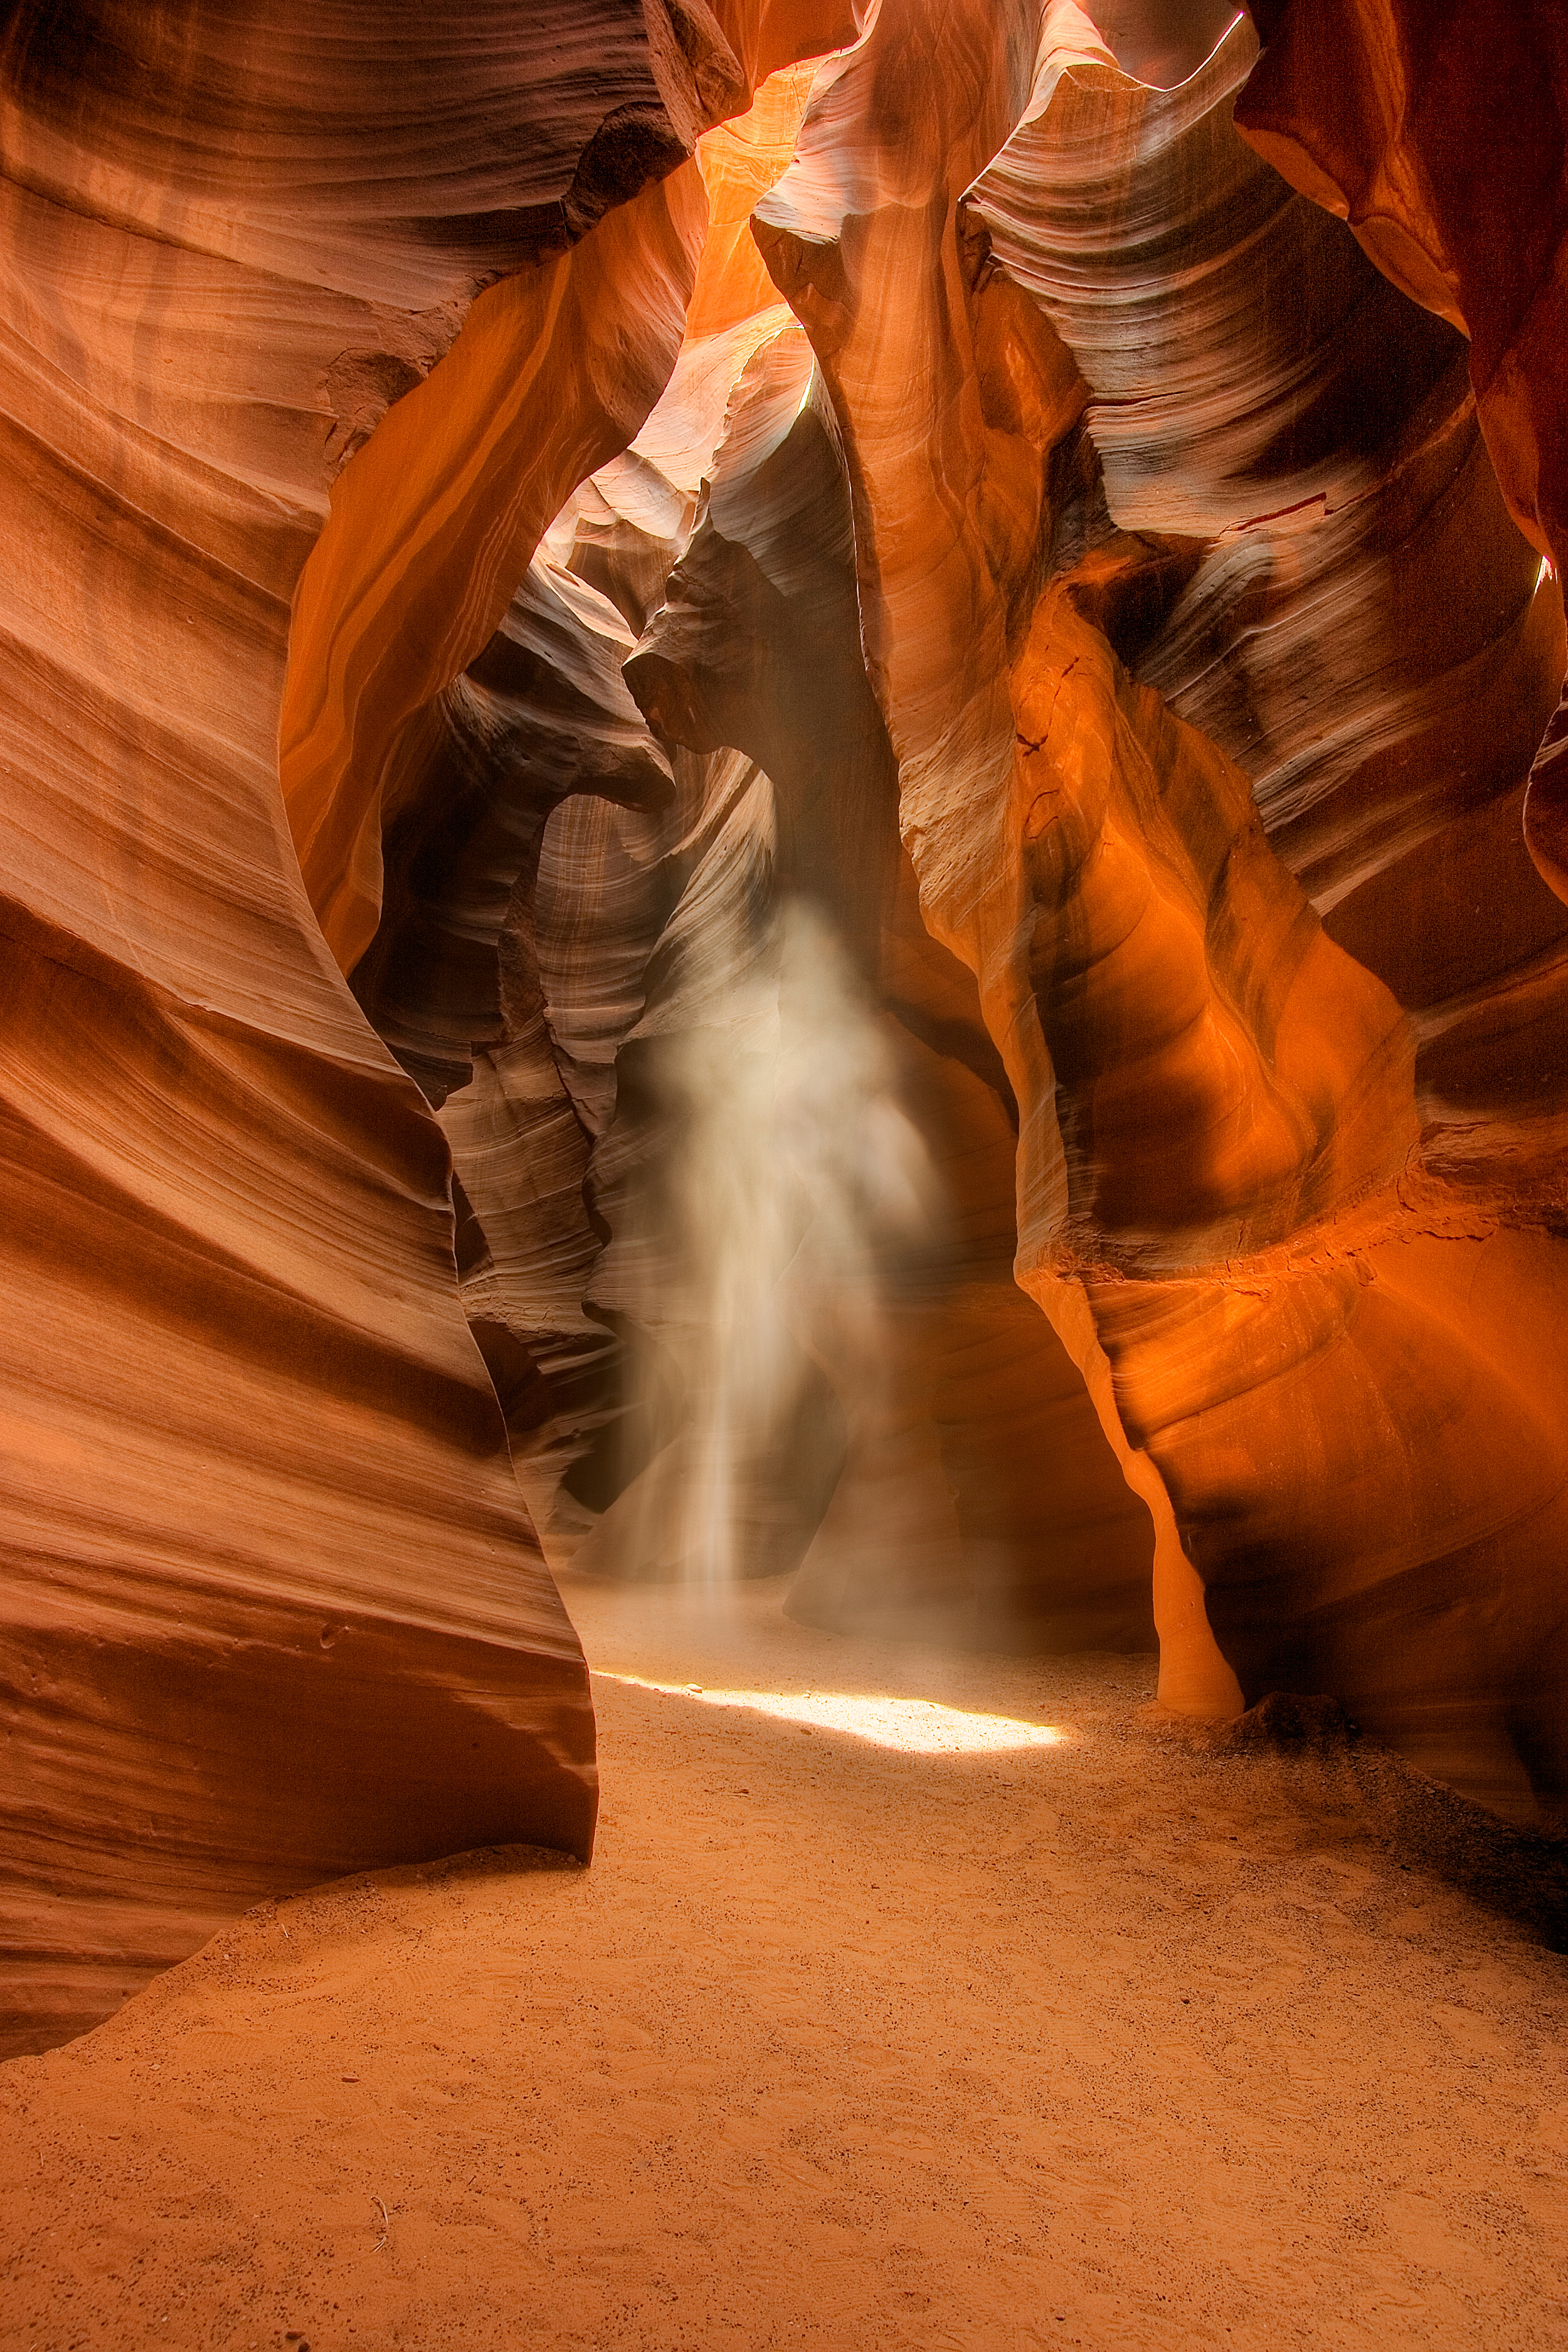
[1,0,1564,2055]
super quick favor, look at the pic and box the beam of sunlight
[560,892,948,1587]
[593,1673,1069,1753]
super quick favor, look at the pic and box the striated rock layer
[756,1,1568,1814]
[352,82,1158,1653]
[351,1,1567,1817]
[1234,0,1568,925]
[3,0,1567,2052]
[0,0,857,2055]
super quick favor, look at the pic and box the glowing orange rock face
[1235,0,1568,904]
[0,0,847,2055]
[350,109,1160,1658]
[3,0,1567,2058]
[758,2,1568,1811]
[689,65,821,341]
[280,167,709,975]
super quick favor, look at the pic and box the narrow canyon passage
[3,1580,1564,2352]
[4,7,1568,2345]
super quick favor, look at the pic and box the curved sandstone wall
[2,0,1564,2052]
[0,0,857,2055]
[752,1,1567,1813]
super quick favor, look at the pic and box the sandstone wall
[753,1,1568,1809]
[4,0,1565,2052]
[0,0,856,2055]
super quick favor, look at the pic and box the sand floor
[3,1574,1566,2352]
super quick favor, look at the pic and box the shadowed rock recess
[0,0,1564,2052]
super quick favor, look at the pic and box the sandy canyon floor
[3,1576,1566,2352]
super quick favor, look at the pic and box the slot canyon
[1,0,1566,2343]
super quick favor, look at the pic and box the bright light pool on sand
[594,1673,1069,1754]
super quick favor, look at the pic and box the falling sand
[3,1576,1565,2351]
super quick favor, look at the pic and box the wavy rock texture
[751,0,1234,1706]
[1234,0,1568,907]
[0,0,864,2056]
[757,2,1568,1815]
[4,0,1566,2056]
[352,78,1157,1650]
[598,323,1156,1648]
[346,85,816,1571]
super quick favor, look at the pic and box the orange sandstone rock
[759,0,1568,1807]
[4,0,1567,2072]
[1234,0,1568,904]
[0,0,842,2054]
